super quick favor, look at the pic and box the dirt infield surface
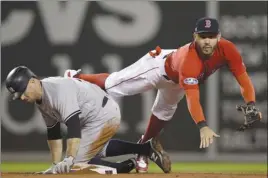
[2,173,267,178]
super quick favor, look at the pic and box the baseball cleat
[148,137,171,173]
[64,69,81,78]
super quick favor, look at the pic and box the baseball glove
[236,102,262,131]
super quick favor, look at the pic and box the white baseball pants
[105,49,185,121]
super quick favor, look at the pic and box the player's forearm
[47,139,63,164]
[46,122,63,163]
[236,72,255,103]
[66,138,81,158]
[65,114,82,158]
[185,89,207,128]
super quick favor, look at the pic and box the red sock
[78,73,109,90]
[141,114,167,143]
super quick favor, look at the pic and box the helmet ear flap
[13,92,23,100]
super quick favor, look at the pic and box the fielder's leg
[100,137,171,173]
[64,69,109,90]
[104,53,158,98]
[78,73,109,90]
[136,87,185,173]
[64,51,158,96]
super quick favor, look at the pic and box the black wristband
[247,101,255,106]
[197,120,208,129]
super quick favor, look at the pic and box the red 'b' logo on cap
[205,20,211,28]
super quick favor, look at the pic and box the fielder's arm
[235,72,262,131]
[65,113,81,158]
[235,72,255,104]
[224,40,255,104]
[185,88,207,128]
[185,88,220,148]
[47,122,63,164]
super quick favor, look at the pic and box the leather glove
[54,156,74,174]
[35,163,56,174]
[236,102,262,131]
[199,126,220,148]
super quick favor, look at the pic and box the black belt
[162,75,171,81]
[102,96,108,107]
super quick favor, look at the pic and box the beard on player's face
[194,33,219,56]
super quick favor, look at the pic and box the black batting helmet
[5,66,37,100]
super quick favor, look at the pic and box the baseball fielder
[5,66,171,174]
[64,17,262,173]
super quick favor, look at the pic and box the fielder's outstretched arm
[236,72,255,104]
[185,88,220,149]
[185,89,206,126]
[224,42,262,130]
[223,40,255,104]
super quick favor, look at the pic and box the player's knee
[151,106,176,121]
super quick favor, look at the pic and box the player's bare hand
[54,156,74,174]
[35,163,57,174]
[199,126,220,148]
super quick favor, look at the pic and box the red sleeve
[236,72,256,103]
[179,58,206,124]
[185,89,206,124]
[179,58,200,90]
[223,41,246,77]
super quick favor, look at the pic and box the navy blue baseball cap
[194,17,220,34]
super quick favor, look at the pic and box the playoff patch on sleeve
[184,77,198,85]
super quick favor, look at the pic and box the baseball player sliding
[5,66,171,174]
[64,17,262,173]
